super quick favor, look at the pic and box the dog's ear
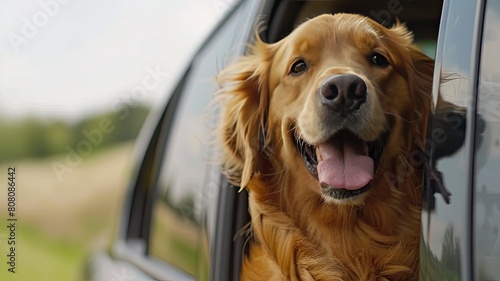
[384,22,435,142]
[217,38,275,190]
[407,44,434,142]
[382,22,435,196]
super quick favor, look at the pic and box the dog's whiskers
[383,111,420,124]
[369,74,384,82]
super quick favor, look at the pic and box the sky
[0,0,238,121]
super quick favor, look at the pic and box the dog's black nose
[319,74,367,114]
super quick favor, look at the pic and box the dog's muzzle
[293,74,389,201]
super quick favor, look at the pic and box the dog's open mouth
[294,129,389,200]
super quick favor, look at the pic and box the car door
[473,0,500,279]
[420,0,487,279]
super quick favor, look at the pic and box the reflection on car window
[475,1,500,279]
[148,1,252,278]
[420,0,479,280]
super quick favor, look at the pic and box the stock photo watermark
[7,0,73,53]
[111,65,168,120]
[213,0,240,17]
[479,74,500,122]
[109,267,136,281]
[51,118,116,182]
[51,65,168,182]
[0,168,18,274]
[370,0,406,25]
[382,72,500,190]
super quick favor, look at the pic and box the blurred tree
[23,118,51,157]
[0,120,31,160]
[0,104,150,160]
[45,121,74,154]
[441,224,461,277]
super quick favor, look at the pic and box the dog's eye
[290,59,308,75]
[370,53,389,67]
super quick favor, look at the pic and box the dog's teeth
[316,147,322,162]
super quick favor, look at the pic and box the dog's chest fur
[241,176,421,281]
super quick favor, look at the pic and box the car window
[420,0,482,280]
[148,1,255,278]
[474,0,500,279]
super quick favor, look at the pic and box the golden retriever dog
[217,13,434,281]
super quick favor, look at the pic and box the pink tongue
[317,139,373,190]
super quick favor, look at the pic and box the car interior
[263,1,442,55]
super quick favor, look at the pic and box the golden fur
[217,14,434,281]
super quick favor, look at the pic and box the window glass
[420,0,480,280]
[475,1,500,279]
[148,1,253,277]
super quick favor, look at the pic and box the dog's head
[218,14,433,205]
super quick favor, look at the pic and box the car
[85,0,500,280]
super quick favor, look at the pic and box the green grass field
[0,143,133,281]
[0,223,85,281]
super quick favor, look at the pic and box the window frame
[108,64,195,281]
[111,1,265,280]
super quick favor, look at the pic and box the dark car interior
[263,1,442,54]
